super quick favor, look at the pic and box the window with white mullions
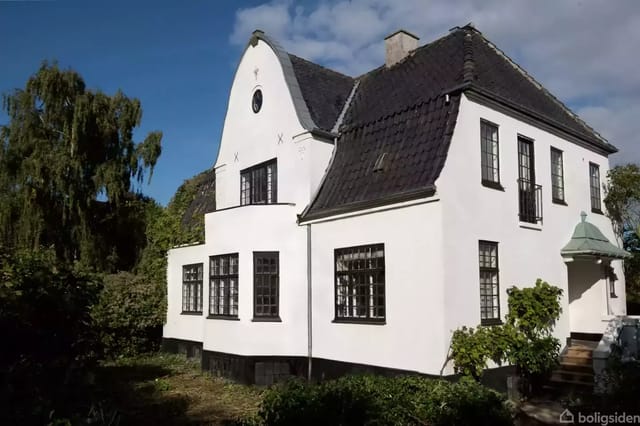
[550,147,565,203]
[209,254,239,317]
[182,263,203,314]
[334,244,385,322]
[480,120,500,187]
[253,252,279,319]
[590,163,602,212]
[240,159,277,205]
[478,241,500,324]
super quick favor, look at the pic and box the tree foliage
[92,272,165,357]
[0,62,162,270]
[0,248,102,423]
[604,164,640,310]
[604,164,640,240]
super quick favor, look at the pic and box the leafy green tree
[0,248,102,423]
[604,164,640,240]
[0,62,162,270]
[604,164,640,309]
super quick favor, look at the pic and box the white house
[162,25,628,385]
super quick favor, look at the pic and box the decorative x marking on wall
[234,152,239,162]
[277,133,284,144]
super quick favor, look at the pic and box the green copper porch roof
[561,212,630,259]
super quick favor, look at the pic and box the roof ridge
[287,53,354,80]
[473,31,610,147]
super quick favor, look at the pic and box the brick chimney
[384,29,419,67]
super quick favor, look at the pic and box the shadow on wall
[567,261,602,304]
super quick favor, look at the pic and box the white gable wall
[213,38,332,211]
[165,37,334,358]
[436,94,626,372]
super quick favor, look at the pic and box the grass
[93,353,262,425]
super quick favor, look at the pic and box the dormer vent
[384,29,419,68]
[373,152,387,173]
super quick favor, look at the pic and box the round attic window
[252,89,263,113]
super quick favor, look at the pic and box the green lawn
[93,353,261,425]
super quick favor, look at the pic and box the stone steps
[548,339,596,390]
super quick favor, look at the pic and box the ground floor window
[334,243,385,322]
[478,241,500,324]
[182,263,203,313]
[209,253,239,317]
[253,252,279,319]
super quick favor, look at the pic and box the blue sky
[2,0,639,205]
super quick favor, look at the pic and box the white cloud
[231,0,640,160]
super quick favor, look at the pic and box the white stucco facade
[163,34,627,381]
[437,95,625,355]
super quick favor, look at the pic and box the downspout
[306,223,313,381]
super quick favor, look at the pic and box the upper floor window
[478,241,500,325]
[209,254,239,318]
[517,136,542,224]
[253,252,280,320]
[480,120,501,188]
[182,263,203,314]
[241,159,277,205]
[335,243,385,323]
[589,163,602,213]
[550,147,565,203]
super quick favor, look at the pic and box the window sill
[552,199,567,206]
[591,208,604,215]
[519,221,542,231]
[481,180,505,191]
[481,319,503,326]
[252,317,282,323]
[207,315,240,321]
[181,311,203,316]
[332,318,386,325]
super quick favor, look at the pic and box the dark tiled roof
[301,26,614,220]
[469,32,610,148]
[288,54,354,132]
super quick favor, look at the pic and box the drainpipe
[306,223,313,381]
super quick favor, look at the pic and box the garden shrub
[92,272,165,358]
[449,279,562,395]
[0,248,102,424]
[245,374,512,426]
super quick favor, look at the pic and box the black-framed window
[590,162,602,213]
[182,263,203,313]
[479,241,500,325]
[335,244,385,322]
[253,252,279,319]
[550,147,565,203]
[480,120,501,187]
[241,159,277,205]
[209,254,239,317]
